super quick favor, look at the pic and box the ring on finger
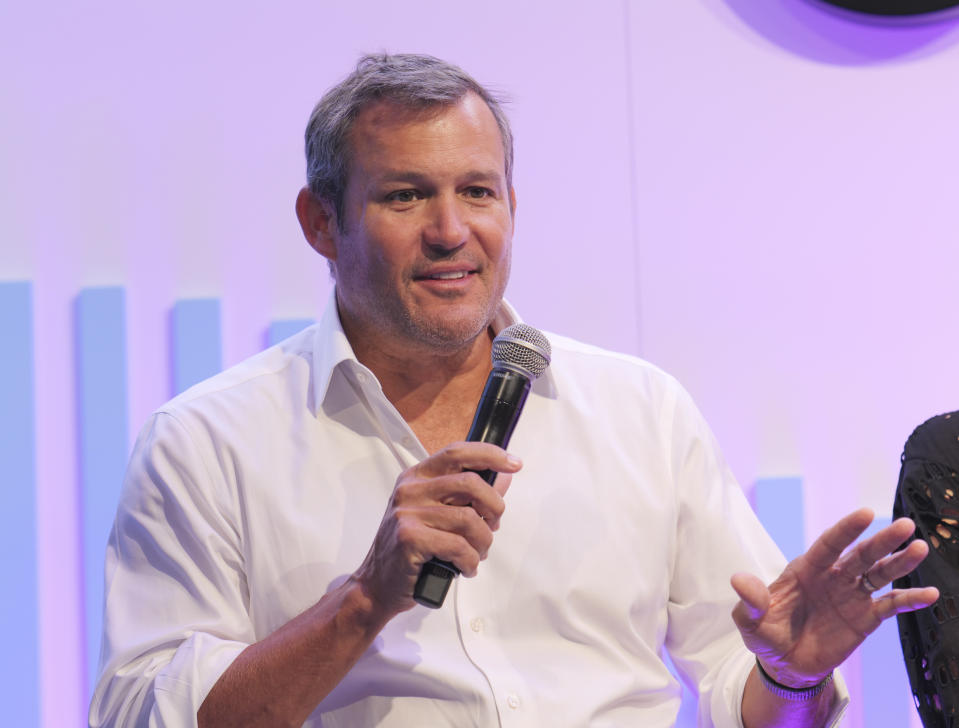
[860,571,880,594]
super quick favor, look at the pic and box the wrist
[755,658,834,702]
[338,575,397,637]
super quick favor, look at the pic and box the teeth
[429,271,467,280]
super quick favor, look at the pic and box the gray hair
[304,53,514,229]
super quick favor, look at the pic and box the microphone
[412,323,551,609]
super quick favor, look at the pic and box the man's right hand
[352,441,522,619]
[199,441,522,727]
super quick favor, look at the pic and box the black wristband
[756,659,834,702]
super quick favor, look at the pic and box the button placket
[455,583,537,726]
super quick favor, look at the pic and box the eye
[386,189,421,204]
[464,187,492,200]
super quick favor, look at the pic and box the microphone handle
[412,369,532,608]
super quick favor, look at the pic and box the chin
[406,311,493,351]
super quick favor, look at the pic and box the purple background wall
[3,1,958,725]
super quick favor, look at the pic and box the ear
[509,186,517,219]
[295,186,339,262]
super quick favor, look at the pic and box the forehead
[345,93,507,179]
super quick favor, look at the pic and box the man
[90,53,937,727]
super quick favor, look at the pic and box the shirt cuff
[710,648,850,728]
[824,668,851,728]
[153,633,248,724]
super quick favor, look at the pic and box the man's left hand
[731,508,939,688]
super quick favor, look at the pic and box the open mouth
[415,269,475,281]
[424,271,469,280]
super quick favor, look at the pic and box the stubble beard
[335,248,511,359]
[397,305,490,352]
[390,285,504,354]
[390,259,511,355]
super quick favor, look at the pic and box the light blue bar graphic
[754,477,805,561]
[76,287,129,697]
[858,516,910,726]
[171,298,222,395]
[0,282,39,726]
[266,318,315,347]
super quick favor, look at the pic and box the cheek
[486,222,513,264]
[362,219,418,268]
[342,228,390,273]
[368,244,409,281]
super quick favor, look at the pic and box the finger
[415,441,523,479]
[490,470,514,499]
[874,586,940,620]
[838,517,918,578]
[419,527,485,577]
[802,508,874,570]
[415,502,496,559]
[862,538,929,591]
[397,470,507,524]
[390,507,491,578]
[433,472,508,526]
[730,572,770,627]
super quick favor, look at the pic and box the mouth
[414,268,476,282]
[423,271,470,280]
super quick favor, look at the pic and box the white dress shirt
[89,298,848,727]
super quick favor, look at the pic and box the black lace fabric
[895,410,959,727]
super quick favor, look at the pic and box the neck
[360,332,493,420]
[339,310,496,453]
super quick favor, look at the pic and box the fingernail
[506,454,523,468]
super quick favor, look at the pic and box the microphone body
[465,367,533,481]
[412,324,550,608]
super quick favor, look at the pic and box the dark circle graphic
[820,0,959,14]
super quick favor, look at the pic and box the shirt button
[507,694,521,709]
[356,371,367,383]
[469,617,484,633]
[402,436,414,448]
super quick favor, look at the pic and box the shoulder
[156,325,318,434]
[542,331,686,405]
[535,331,712,452]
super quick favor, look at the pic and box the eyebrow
[375,169,505,186]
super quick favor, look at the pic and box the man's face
[327,92,515,356]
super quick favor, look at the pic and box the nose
[422,195,468,252]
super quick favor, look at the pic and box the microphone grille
[491,323,551,379]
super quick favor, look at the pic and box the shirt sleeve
[89,411,254,728]
[661,384,850,727]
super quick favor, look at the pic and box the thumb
[730,572,770,629]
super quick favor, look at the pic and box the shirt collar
[310,290,557,411]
